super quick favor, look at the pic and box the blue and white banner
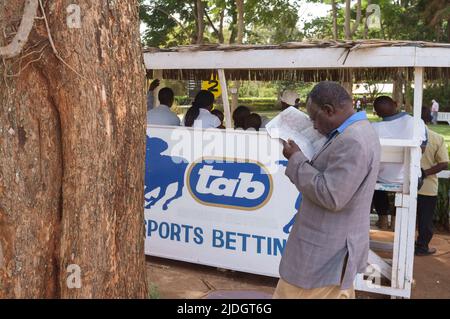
[144,126,301,277]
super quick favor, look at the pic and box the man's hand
[282,139,301,160]
[148,79,160,91]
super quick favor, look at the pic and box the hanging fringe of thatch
[144,40,450,83]
[148,67,449,83]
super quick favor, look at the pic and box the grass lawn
[428,124,450,160]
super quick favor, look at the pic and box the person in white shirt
[182,90,221,129]
[431,99,439,125]
[371,96,427,229]
[280,89,300,111]
[147,87,180,126]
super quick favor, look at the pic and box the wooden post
[403,67,424,294]
[218,69,232,129]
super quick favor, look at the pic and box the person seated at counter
[371,96,427,230]
[280,89,300,111]
[182,90,221,129]
[243,113,262,131]
[147,87,180,126]
[211,109,225,129]
[232,105,251,130]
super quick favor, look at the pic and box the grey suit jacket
[279,120,380,290]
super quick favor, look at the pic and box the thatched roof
[144,40,450,53]
[144,40,450,82]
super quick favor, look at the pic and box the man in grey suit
[274,82,380,299]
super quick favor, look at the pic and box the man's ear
[322,103,335,116]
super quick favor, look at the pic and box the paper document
[265,107,326,160]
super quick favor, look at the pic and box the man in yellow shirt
[416,108,449,256]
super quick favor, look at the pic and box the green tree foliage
[139,0,198,47]
[140,0,303,47]
[303,0,449,42]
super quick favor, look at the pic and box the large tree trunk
[231,0,244,113]
[0,0,148,298]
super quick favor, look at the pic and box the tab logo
[187,158,273,210]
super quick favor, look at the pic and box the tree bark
[0,0,148,298]
[345,0,352,40]
[392,69,405,111]
[231,0,245,113]
[196,0,205,44]
[236,0,244,44]
[332,0,338,41]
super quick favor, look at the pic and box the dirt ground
[146,232,450,299]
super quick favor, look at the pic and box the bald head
[306,82,356,136]
[308,81,353,111]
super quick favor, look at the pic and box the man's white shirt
[432,101,439,112]
[372,113,427,184]
[147,104,180,126]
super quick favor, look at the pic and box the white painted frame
[144,45,450,298]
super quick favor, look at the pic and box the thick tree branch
[204,8,220,40]
[153,6,191,39]
[351,0,362,37]
[0,0,39,59]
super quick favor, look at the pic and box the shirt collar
[382,112,408,122]
[327,111,368,139]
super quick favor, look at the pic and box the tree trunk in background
[447,18,450,43]
[231,0,245,114]
[332,0,338,40]
[392,69,405,111]
[364,0,370,39]
[196,0,205,44]
[345,0,352,40]
[0,0,148,298]
[343,0,361,97]
[236,0,244,43]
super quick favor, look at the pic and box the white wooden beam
[144,47,424,70]
[415,47,450,67]
[413,68,424,142]
[368,250,392,281]
[354,274,411,298]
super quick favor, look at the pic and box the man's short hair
[158,87,174,103]
[422,106,432,124]
[373,96,395,109]
[308,81,352,109]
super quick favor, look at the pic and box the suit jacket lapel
[311,133,339,163]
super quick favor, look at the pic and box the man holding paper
[273,82,380,299]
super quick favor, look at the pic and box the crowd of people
[369,95,448,257]
[146,78,448,299]
[146,80,299,130]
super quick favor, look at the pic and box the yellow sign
[201,74,222,98]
